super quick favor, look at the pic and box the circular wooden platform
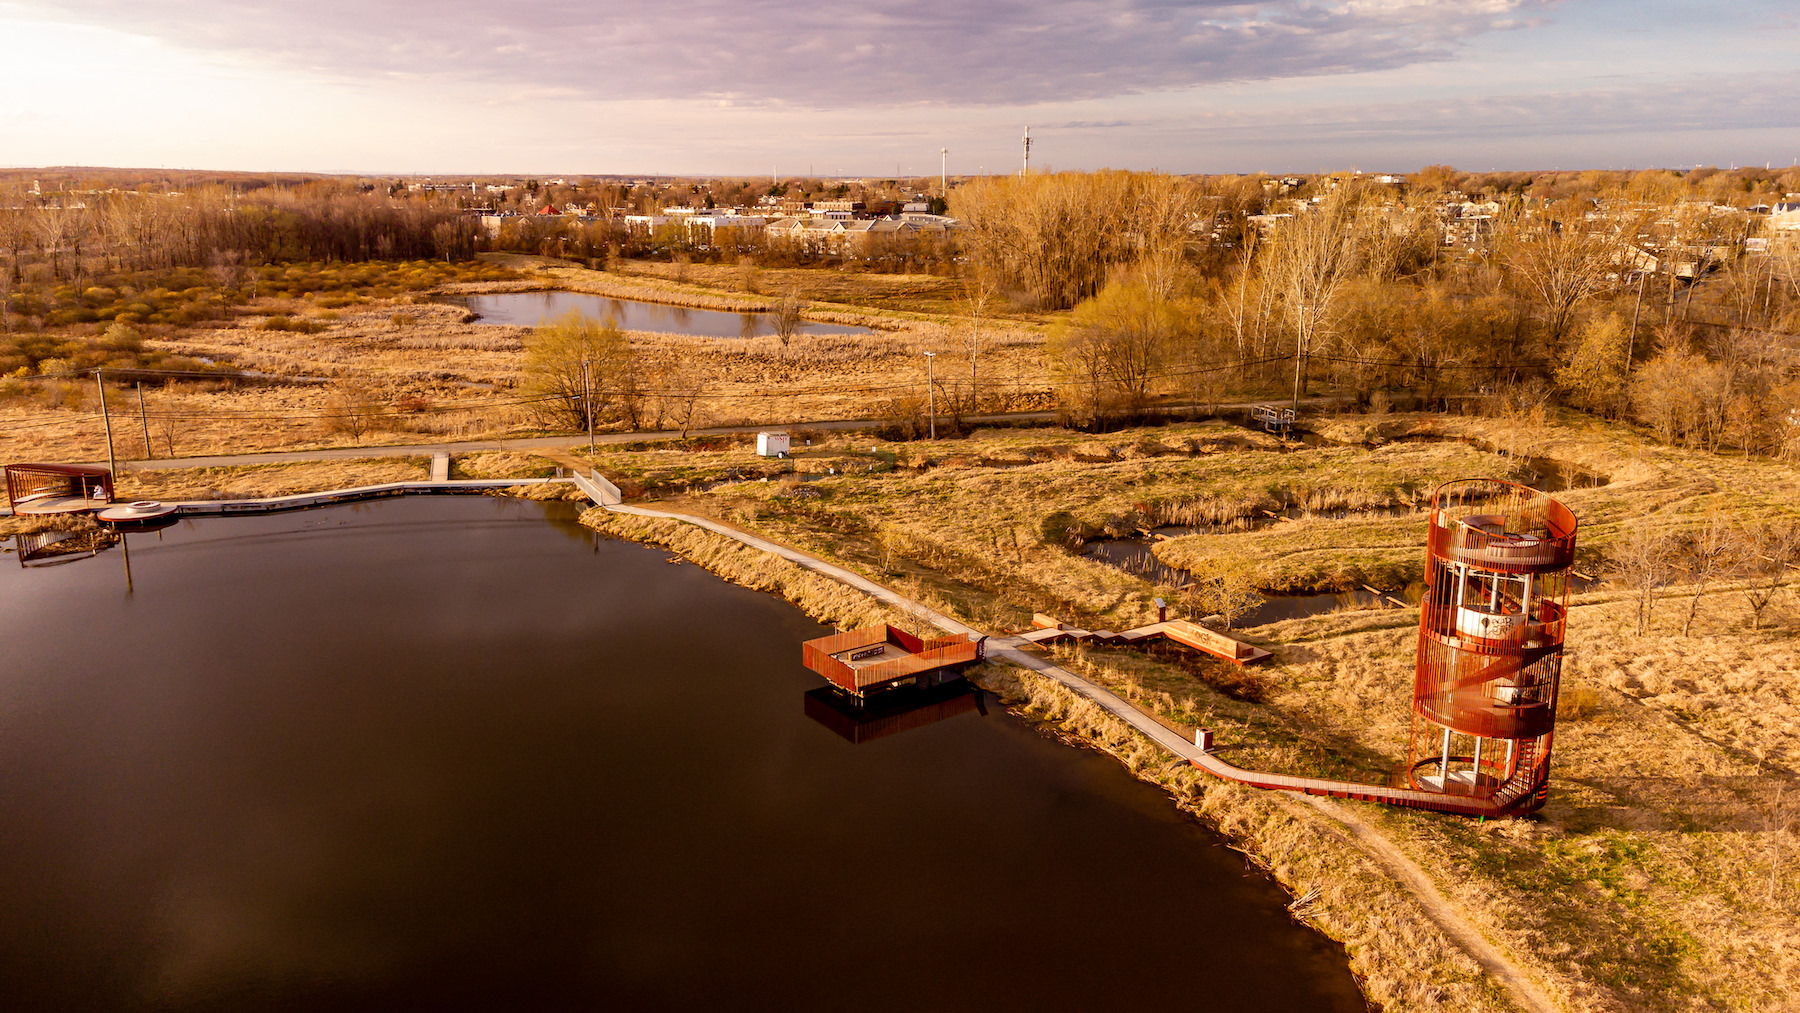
[12,495,110,516]
[97,501,179,524]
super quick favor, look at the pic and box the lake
[450,291,874,338]
[0,498,1365,1011]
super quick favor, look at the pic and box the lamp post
[137,382,151,460]
[94,367,117,495]
[923,351,937,440]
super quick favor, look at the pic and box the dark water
[449,291,873,337]
[0,499,1365,1012]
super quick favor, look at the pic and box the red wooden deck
[801,624,983,696]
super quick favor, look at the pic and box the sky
[1,0,1797,177]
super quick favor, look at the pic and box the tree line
[1,181,483,287]
[951,170,1800,457]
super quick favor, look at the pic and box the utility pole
[924,351,937,440]
[972,295,986,413]
[137,382,152,459]
[1291,304,1306,415]
[582,358,595,459]
[1022,126,1031,176]
[1626,272,1646,373]
[95,367,117,493]
[940,148,947,198]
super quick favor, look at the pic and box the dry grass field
[577,415,1621,631]
[8,252,1798,1011]
[1,255,1050,473]
[572,409,1800,1013]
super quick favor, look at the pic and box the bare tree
[1607,525,1680,636]
[520,309,636,431]
[1185,557,1263,629]
[322,378,382,445]
[1681,512,1735,637]
[1499,201,1620,352]
[1130,173,1203,301]
[961,275,994,412]
[771,287,806,348]
[1271,188,1362,406]
[0,191,26,276]
[952,170,1138,310]
[1738,520,1800,631]
[1047,274,1180,428]
[1554,314,1631,417]
[31,198,70,280]
[653,356,711,439]
[155,384,182,457]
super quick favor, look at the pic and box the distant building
[810,199,865,220]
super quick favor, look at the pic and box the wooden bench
[1164,619,1255,661]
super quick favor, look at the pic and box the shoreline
[0,463,1584,1011]
[573,501,1543,1013]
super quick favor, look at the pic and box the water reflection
[0,497,1366,1012]
[12,526,119,567]
[449,291,874,338]
[802,683,985,745]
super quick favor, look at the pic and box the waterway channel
[0,497,1366,1011]
[449,290,874,338]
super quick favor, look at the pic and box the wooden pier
[801,624,984,698]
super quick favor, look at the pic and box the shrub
[257,315,326,333]
[1039,510,1090,550]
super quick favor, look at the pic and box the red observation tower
[1410,479,1579,815]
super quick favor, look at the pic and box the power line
[1307,353,1555,372]
[3,355,1318,432]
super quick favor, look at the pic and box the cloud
[1178,70,1800,144]
[16,0,1552,108]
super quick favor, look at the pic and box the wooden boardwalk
[3,479,555,520]
[565,477,1540,821]
[1017,614,1273,665]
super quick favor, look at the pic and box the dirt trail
[1299,795,1562,1013]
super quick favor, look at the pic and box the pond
[0,498,1366,1011]
[449,291,874,338]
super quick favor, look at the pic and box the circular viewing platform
[13,494,113,516]
[97,501,179,525]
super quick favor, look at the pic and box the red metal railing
[1407,479,1577,814]
[5,463,114,507]
[800,624,981,695]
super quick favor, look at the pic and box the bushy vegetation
[0,321,216,382]
[948,170,1800,454]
